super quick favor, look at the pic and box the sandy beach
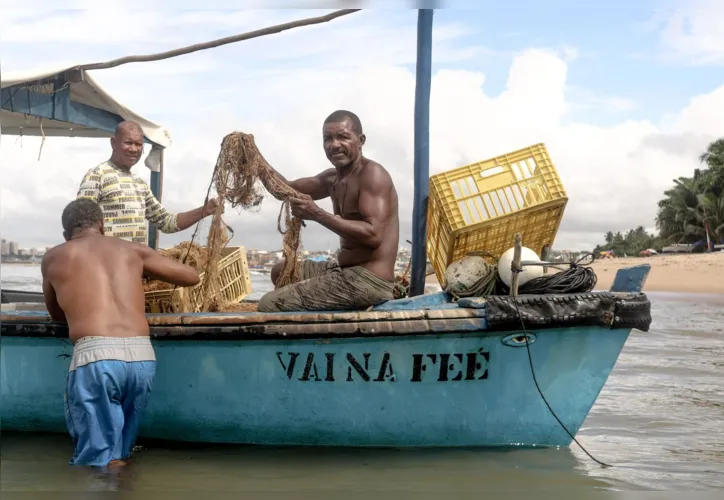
[425,251,724,295]
[589,252,724,294]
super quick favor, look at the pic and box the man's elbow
[47,307,66,322]
[51,313,66,323]
[364,230,384,249]
[157,217,181,234]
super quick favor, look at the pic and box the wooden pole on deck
[409,9,434,297]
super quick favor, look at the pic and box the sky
[2,0,724,253]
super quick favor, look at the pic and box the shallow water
[1,264,723,492]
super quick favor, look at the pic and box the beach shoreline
[589,252,724,294]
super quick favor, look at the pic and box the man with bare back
[42,199,200,468]
[258,110,399,312]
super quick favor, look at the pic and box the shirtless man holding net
[258,110,399,312]
[42,199,200,468]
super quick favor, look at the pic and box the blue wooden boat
[0,266,651,448]
[0,9,654,448]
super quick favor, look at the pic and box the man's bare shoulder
[41,243,71,277]
[360,159,394,190]
[41,244,65,264]
[318,168,337,183]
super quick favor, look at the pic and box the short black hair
[324,110,363,135]
[61,199,103,236]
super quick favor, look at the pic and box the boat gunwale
[0,290,651,340]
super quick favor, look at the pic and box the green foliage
[654,138,724,245]
[594,226,664,256]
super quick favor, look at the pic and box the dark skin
[110,121,223,230]
[41,220,200,345]
[270,117,399,283]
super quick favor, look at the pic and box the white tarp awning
[1,64,171,171]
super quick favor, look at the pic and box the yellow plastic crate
[426,143,568,286]
[144,246,253,313]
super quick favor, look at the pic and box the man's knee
[258,293,281,312]
[270,261,285,286]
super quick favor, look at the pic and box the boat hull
[1,326,630,448]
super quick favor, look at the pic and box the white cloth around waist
[70,336,156,372]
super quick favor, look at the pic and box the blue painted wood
[609,265,651,293]
[409,9,434,297]
[373,291,451,310]
[1,81,157,146]
[2,84,122,136]
[0,325,631,447]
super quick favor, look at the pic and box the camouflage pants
[257,259,394,312]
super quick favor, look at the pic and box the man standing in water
[76,120,221,245]
[42,199,200,468]
[258,110,399,312]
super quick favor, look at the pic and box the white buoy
[497,246,545,288]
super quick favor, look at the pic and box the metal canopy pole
[409,9,434,297]
[148,149,164,250]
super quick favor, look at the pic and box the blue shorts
[64,337,156,467]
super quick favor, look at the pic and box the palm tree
[655,177,700,242]
[699,138,724,168]
[696,138,724,197]
[604,231,614,244]
[695,192,724,240]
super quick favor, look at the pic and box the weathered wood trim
[0,307,486,326]
[1,317,489,340]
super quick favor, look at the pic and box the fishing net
[209,131,307,288]
[143,131,306,313]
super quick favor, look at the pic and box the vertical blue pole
[409,9,434,297]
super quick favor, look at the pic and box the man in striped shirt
[77,121,220,245]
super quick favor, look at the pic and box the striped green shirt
[76,161,179,244]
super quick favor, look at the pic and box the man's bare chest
[331,178,361,219]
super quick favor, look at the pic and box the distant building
[1,239,8,256]
[246,249,275,268]
[9,241,19,255]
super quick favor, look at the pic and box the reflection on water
[1,268,723,491]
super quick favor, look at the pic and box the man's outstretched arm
[136,245,201,287]
[272,168,335,201]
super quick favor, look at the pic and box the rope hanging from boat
[510,296,613,468]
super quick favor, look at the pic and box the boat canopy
[1,64,171,172]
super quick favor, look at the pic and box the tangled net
[144,131,307,314]
[209,131,308,288]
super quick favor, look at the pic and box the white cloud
[652,0,724,65]
[2,8,722,256]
